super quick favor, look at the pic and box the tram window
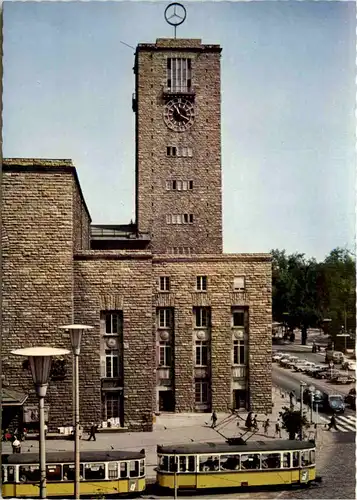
[159,456,168,471]
[46,464,62,481]
[301,451,310,467]
[19,465,40,483]
[188,456,195,472]
[3,465,15,483]
[261,453,281,469]
[63,464,84,481]
[179,456,187,472]
[108,462,118,479]
[120,462,128,478]
[283,452,291,468]
[220,455,240,471]
[292,451,300,467]
[309,450,315,465]
[84,463,105,480]
[199,455,219,472]
[140,460,145,476]
[129,461,139,477]
[241,454,260,470]
[169,456,176,472]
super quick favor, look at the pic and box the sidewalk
[2,388,331,480]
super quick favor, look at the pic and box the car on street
[279,356,293,367]
[325,350,345,364]
[345,388,356,410]
[284,356,299,368]
[325,394,345,413]
[312,366,330,378]
[272,352,285,362]
[294,360,313,372]
[301,362,316,374]
[341,360,356,371]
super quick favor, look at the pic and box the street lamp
[59,324,93,500]
[12,347,70,499]
[336,327,350,354]
[299,381,307,441]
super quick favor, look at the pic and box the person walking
[263,419,270,436]
[87,423,97,441]
[245,411,254,431]
[252,414,258,430]
[289,391,295,406]
[210,410,217,429]
[12,436,21,454]
[275,420,282,438]
[327,413,338,431]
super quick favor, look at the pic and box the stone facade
[135,39,222,254]
[2,37,272,433]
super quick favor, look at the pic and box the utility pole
[300,382,306,441]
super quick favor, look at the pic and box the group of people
[210,410,282,438]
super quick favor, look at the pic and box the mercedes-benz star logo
[164,2,187,27]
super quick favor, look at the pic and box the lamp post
[322,318,332,349]
[12,347,70,499]
[299,381,307,441]
[59,324,93,500]
[336,328,350,354]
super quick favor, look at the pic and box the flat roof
[3,450,145,465]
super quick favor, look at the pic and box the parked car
[285,356,299,368]
[313,366,330,378]
[341,360,356,371]
[325,350,345,364]
[294,361,310,372]
[345,388,356,410]
[272,352,285,362]
[301,362,316,374]
[303,388,345,413]
[279,356,293,367]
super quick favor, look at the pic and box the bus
[156,440,318,491]
[2,450,145,498]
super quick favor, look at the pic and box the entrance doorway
[233,389,247,410]
[158,390,175,412]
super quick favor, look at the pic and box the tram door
[233,390,247,410]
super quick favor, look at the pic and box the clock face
[163,98,195,132]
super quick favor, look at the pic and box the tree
[321,248,356,348]
[279,406,310,440]
[272,250,324,344]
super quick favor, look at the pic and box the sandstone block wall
[153,254,272,414]
[135,39,222,254]
[74,251,154,431]
[2,160,76,430]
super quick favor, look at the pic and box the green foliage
[279,406,310,440]
[272,247,356,345]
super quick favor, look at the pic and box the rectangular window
[84,463,106,480]
[177,180,182,191]
[108,462,119,479]
[187,147,193,157]
[194,307,210,328]
[158,308,172,328]
[130,461,139,478]
[166,214,171,224]
[283,452,291,468]
[105,393,120,420]
[159,341,172,367]
[167,146,177,157]
[165,180,171,191]
[46,465,62,482]
[63,464,84,482]
[189,214,194,223]
[196,276,207,291]
[172,180,177,190]
[181,146,187,157]
[189,180,193,190]
[233,339,245,365]
[195,380,209,404]
[261,453,281,469]
[120,462,128,478]
[105,312,122,335]
[234,276,245,291]
[159,276,170,292]
[182,180,188,191]
[195,341,208,366]
[241,454,260,470]
[105,349,119,378]
[183,213,188,224]
[232,309,245,328]
[167,58,192,92]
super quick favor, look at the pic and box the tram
[156,440,318,491]
[1,450,146,498]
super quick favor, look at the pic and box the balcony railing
[232,366,246,380]
[163,86,195,97]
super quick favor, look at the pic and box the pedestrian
[87,423,97,441]
[210,410,217,428]
[252,414,258,430]
[289,391,295,406]
[12,436,21,454]
[245,411,254,431]
[44,424,48,436]
[327,413,338,431]
[263,419,270,436]
[275,420,281,438]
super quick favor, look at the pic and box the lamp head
[59,324,93,356]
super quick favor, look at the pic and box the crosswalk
[318,413,356,432]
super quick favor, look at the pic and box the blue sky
[3,1,355,261]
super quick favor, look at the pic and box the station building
[2,37,272,432]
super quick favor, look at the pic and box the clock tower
[134,38,223,254]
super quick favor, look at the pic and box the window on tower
[166,146,193,157]
[167,58,192,93]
